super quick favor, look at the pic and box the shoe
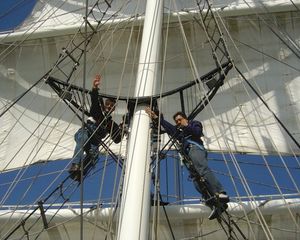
[217,193,230,203]
[69,163,80,172]
[68,163,81,181]
[208,206,219,220]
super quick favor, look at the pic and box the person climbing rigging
[145,107,229,220]
[69,74,124,181]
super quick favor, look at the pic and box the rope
[235,66,300,150]
[0,0,131,237]
[1,0,300,239]
[242,0,300,59]
[213,7,300,236]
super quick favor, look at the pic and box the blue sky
[0,0,37,33]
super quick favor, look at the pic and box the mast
[117,0,163,239]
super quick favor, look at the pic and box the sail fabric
[0,1,299,239]
[0,0,299,170]
[198,70,300,155]
[0,100,127,171]
[1,0,299,39]
[0,64,128,171]
[0,0,143,37]
[0,107,76,170]
[0,200,299,239]
[0,0,37,33]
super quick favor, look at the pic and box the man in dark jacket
[146,107,229,220]
[69,75,123,181]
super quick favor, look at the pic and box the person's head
[173,112,188,127]
[104,98,116,113]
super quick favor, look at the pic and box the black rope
[3,138,122,239]
[223,212,248,240]
[0,73,47,118]
[233,38,300,72]
[235,66,300,150]
[188,63,232,120]
[159,193,176,240]
[21,221,29,240]
[289,0,300,11]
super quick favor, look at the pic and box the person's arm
[90,75,105,121]
[145,107,178,137]
[160,117,178,136]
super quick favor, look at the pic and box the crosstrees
[46,60,232,122]
[1,0,236,239]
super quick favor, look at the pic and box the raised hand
[93,74,101,89]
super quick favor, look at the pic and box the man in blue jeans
[146,107,229,220]
[69,75,123,181]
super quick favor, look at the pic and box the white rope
[0,0,138,236]
[1,0,300,239]
[214,4,300,234]
[164,1,278,238]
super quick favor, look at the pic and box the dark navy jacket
[159,116,204,151]
[88,88,122,144]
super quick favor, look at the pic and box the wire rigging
[1,0,300,239]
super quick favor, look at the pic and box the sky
[0,0,37,33]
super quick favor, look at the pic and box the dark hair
[173,111,187,121]
[105,98,116,104]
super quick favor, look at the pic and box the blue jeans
[186,143,224,197]
[72,127,99,168]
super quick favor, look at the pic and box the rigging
[1,0,300,239]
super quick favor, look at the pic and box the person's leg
[188,146,224,195]
[79,122,101,175]
[82,143,99,174]
[72,128,90,164]
[69,128,90,180]
[188,145,229,220]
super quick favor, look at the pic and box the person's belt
[186,139,205,151]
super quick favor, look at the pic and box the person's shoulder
[190,119,201,124]
[190,120,202,126]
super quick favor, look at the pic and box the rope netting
[0,0,299,239]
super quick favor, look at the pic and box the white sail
[0,1,299,239]
[1,0,300,170]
